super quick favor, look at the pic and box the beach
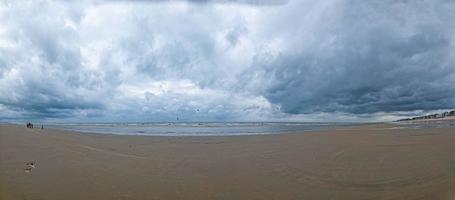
[1,123,455,200]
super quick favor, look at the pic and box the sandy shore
[1,123,455,200]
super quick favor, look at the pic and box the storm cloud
[0,0,454,122]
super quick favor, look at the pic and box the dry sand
[1,123,455,200]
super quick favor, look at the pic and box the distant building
[396,110,455,122]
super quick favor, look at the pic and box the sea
[44,122,349,136]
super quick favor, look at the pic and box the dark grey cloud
[0,70,105,119]
[239,0,455,115]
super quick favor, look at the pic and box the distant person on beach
[41,125,43,129]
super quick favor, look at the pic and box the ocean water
[45,122,347,136]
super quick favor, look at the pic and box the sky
[0,0,454,122]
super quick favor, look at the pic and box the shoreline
[1,121,384,137]
[1,123,455,200]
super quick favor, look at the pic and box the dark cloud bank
[0,0,454,122]
[244,0,455,115]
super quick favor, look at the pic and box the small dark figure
[41,125,43,129]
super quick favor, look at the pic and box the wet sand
[1,123,455,200]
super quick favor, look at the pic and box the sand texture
[1,123,455,200]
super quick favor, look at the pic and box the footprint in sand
[25,162,36,173]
